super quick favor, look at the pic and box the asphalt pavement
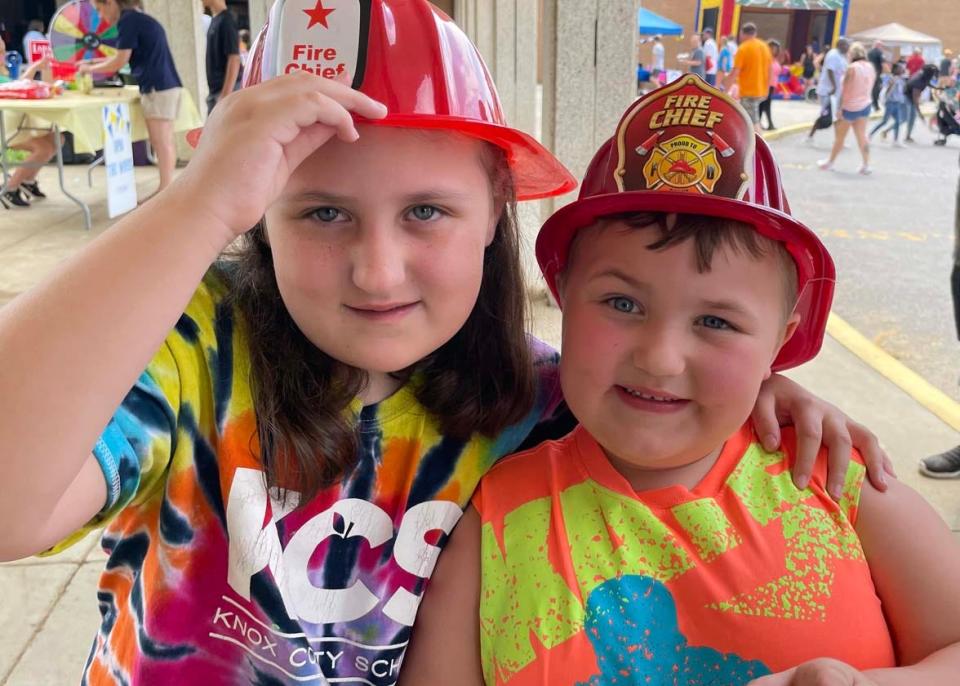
[769,106,960,405]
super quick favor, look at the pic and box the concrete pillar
[541,0,638,215]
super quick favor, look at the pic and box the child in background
[0,3,891,684]
[871,62,906,145]
[403,77,960,685]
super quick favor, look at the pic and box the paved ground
[768,103,960,406]
[1,99,958,684]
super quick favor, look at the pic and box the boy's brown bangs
[596,211,799,318]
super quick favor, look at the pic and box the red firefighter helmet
[190,0,575,201]
[536,75,835,371]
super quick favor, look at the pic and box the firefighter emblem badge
[613,75,755,200]
[641,134,721,192]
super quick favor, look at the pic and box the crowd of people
[1,0,248,209]
[642,25,957,177]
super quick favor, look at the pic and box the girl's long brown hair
[223,145,535,505]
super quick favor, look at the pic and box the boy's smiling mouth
[614,384,690,413]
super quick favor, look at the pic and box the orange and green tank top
[473,423,896,685]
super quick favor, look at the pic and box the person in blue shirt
[21,20,45,60]
[80,0,183,194]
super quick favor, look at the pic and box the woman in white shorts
[818,42,875,175]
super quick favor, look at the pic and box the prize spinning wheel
[48,0,119,65]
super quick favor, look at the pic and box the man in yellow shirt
[725,22,772,133]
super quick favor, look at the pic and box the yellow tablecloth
[0,86,202,154]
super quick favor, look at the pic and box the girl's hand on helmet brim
[174,71,388,242]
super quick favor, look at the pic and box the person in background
[681,32,705,81]
[907,47,926,76]
[238,28,250,67]
[651,34,665,81]
[758,39,781,131]
[726,33,738,60]
[868,40,885,111]
[0,45,58,208]
[201,0,241,113]
[79,0,183,194]
[802,44,816,91]
[818,41,875,175]
[21,19,44,59]
[806,37,848,144]
[717,34,735,89]
[725,22,772,134]
[870,61,907,146]
[702,27,719,87]
[940,49,955,86]
[904,63,939,142]
[920,152,960,480]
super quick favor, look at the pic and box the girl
[79,0,182,193]
[0,2,888,684]
[870,62,906,146]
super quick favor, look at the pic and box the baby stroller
[933,87,960,146]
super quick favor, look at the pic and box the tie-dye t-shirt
[473,423,896,686]
[50,269,563,685]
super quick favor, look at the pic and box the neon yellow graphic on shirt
[672,498,743,561]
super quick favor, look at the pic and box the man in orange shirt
[725,22,772,133]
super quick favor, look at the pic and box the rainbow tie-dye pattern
[49,269,562,685]
[474,423,896,685]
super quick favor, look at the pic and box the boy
[400,77,960,685]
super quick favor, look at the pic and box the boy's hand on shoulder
[174,71,388,242]
[752,374,894,497]
[749,659,879,686]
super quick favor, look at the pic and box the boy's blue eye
[409,205,440,221]
[311,207,343,222]
[698,315,733,331]
[607,296,639,314]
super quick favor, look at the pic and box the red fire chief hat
[189,0,576,202]
[536,75,835,371]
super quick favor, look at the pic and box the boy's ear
[764,312,802,380]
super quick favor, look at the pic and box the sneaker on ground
[919,445,960,478]
[858,165,872,175]
[817,159,833,170]
[2,188,31,207]
[21,181,46,199]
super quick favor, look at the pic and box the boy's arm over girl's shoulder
[751,462,960,686]
[0,72,387,562]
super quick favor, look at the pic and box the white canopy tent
[850,23,943,64]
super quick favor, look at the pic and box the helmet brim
[536,191,836,371]
[186,115,576,202]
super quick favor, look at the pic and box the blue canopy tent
[638,7,683,36]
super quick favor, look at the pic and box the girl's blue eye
[311,207,343,222]
[409,205,440,221]
[607,296,639,314]
[699,315,733,330]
